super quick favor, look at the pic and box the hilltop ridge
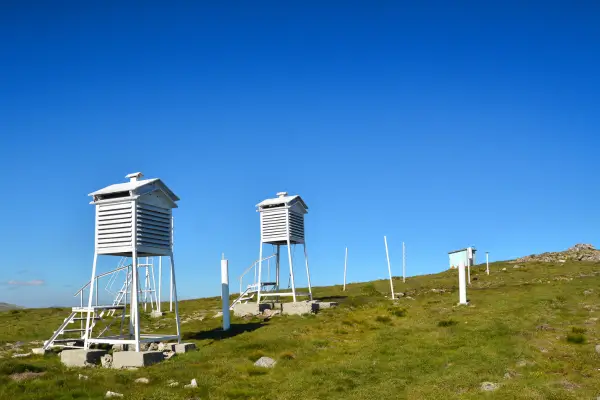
[514,243,600,263]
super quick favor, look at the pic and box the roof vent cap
[277,191,288,198]
[126,172,144,182]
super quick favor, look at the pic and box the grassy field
[1,260,600,399]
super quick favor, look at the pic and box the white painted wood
[384,236,395,300]
[343,247,348,291]
[458,261,467,304]
[221,256,230,331]
[169,252,182,343]
[486,252,490,275]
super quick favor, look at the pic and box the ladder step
[61,328,88,333]
[71,317,101,321]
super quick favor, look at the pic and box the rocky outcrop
[514,244,600,263]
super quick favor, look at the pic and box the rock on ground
[480,382,499,392]
[135,377,150,384]
[101,354,113,368]
[254,356,277,368]
[184,378,198,389]
[78,374,89,380]
[12,353,31,358]
[105,391,124,398]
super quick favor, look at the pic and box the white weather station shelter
[43,172,182,352]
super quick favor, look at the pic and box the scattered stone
[584,289,594,296]
[537,324,554,331]
[78,374,89,380]
[139,343,150,352]
[586,318,599,325]
[9,372,46,381]
[112,344,127,352]
[595,344,600,355]
[254,356,276,368]
[135,377,150,384]
[184,378,198,389]
[105,391,124,398]
[168,380,180,387]
[480,382,499,392]
[513,265,523,269]
[395,292,405,297]
[501,268,507,271]
[157,342,169,352]
[213,311,223,318]
[539,348,548,353]
[163,351,176,360]
[101,354,113,368]
[516,360,533,368]
[148,343,159,351]
[12,353,32,358]
[150,310,164,318]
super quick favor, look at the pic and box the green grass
[2,260,600,399]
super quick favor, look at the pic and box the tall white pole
[343,247,348,291]
[221,254,230,331]
[402,241,406,283]
[486,252,490,275]
[467,262,471,285]
[158,257,162,313]
[458,260,467,305]
[384,236,395,300]
[170,216,174,312]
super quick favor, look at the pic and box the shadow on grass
[314,295,348,302]
[182,322,265,341]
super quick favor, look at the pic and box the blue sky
[1,2,599,307]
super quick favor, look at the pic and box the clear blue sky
[1,2,599,307]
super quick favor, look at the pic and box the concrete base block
[32,348,51,355]
[233,303,272,317]
[315,301,338,309]
[170,343,196,354]
[111,351,165,369]
[60,349,108,367]
[150,311,164,319]
[282,301,318,316]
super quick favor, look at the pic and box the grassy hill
[1,258,600,399]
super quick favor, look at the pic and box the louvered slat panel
[136,204,171,250]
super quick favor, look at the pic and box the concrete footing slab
[314,301,339,309]
[281,301,319,315]
[111,351,165,369]
[150,311,164,319]
[61,349,108,367]
[170,343,196,354]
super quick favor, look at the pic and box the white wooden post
[384,236,395,300]
[467,262,471,285]
[486,252,490,275]
[458,261,468,305]
[402,241,406,283]
[343,247,348,291]
[170,217,174,312]
[221,255,230,331]
[303,243,312,300]
[169,252,182,343]
[158,257,162,313]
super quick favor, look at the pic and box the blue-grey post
[221,255,230,331]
